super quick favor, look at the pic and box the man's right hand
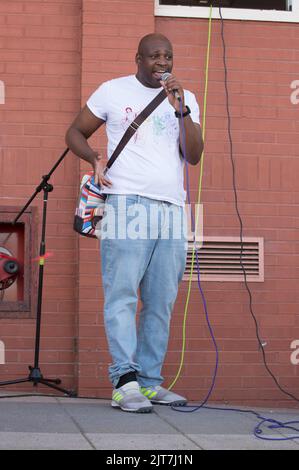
[92,153,112,188]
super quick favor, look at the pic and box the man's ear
[135,53,142,65]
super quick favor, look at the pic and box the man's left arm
[160,75,204,165]
[179,113,203,166]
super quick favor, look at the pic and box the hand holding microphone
[160,72,184,111]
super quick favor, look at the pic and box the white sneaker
[111,381,153,413]
[140,385,187,406]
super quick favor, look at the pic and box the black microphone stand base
[0,366,76,397]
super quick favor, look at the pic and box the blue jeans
[100,195,187,388]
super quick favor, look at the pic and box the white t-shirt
[86,75,200,206]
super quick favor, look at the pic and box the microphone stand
[0,148,76,396]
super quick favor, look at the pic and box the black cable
[219,6,299,404]
[0,393,109,401]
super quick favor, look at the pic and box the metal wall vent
[184,236,264,282]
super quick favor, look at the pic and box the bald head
[137,33,172,56]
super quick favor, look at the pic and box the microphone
[160,72,181,101]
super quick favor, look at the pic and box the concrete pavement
[0,393,299,450]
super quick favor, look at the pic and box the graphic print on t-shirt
[121,106,179,147]
[121,107,139,142]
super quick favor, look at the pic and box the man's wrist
[174,105,191,118]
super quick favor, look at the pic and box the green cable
[168,5,213,391]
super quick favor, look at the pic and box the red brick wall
[1,1,299,408]
[0,0,82,392]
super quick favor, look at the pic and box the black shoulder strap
[104,88,167,173]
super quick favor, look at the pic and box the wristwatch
[174,105,191,118]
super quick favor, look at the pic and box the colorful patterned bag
[73,171,106,238]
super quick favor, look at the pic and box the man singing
[66,33,204,413]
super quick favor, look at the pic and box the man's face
[136,39,173,88]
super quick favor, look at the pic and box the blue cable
[172,96,299,443]
[204,405,299,442]
[175,98,219,412]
